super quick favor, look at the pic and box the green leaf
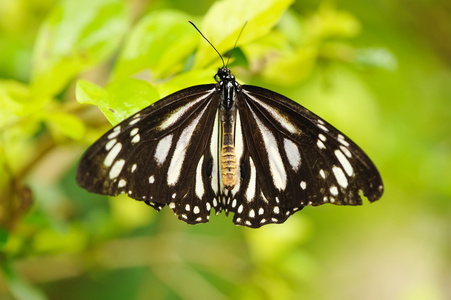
[31,0,129,96]
[0,80,50,159]
[305,3,361,41]
[157,69,216,98]
[261,46,317,86]
[113,10,199,81]
[252,4,363,86]
[76,79,107,106]
[76,78,159,125]
[44,112,86,141]
[0,80,50,120]
[194,0,294,68]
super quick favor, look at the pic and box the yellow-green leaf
[31,0,129,96]
[44,112,86,141]
[76,78,159,125]
[113,10,199,81]
[194,0,294,68]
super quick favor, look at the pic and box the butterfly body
[217,68,239,190]
[77,67,383,228]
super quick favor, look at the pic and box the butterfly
[76,23,383,228]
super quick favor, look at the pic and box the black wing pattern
[223,85,383,227]
[77,71,383,228]
[77,85,222,224]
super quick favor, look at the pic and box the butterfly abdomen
[221,142,236,190]
[221,117,236,190]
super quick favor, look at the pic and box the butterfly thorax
[216,67,239,190]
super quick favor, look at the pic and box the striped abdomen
[221,129,236,190]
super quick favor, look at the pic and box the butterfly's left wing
[226,85,384,228]
[77,84,221,224]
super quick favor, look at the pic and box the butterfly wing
[76,84,221,224]
[226,85,384,228]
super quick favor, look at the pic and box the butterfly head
[215,67,234,82]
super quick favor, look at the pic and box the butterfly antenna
[226,21,247,67]
[189,21,225,68]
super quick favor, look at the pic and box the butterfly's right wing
[226,85,383,228]
[76,84,221,224]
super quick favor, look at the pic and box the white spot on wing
[300,181,307,190]
[109,159,125,179]
[332,166,348,188]
[104,143,122,167]
[330,186,339,196]
[131,134,140,144]
[283,138,301,171]
[129,118,140,126]
[158,91,213,130]
[154,134,173,165]
[335,149,354,176]
[118,179,126,188]
[317,124,329,132]
[231,199,237,208]
[167,106,207,186]
[107,126,121,139]
[245,158,257,202]
[210,111,220,195]
[245,92,299,134]
[340,145,352,158]
[231,111,244,196]
[130,128,139,136]
[337,134,350,147]
[195,156,205,199]
[250,110,287,190]
[260,192,269,203]
[317,139,326,149]
[105,139,116,151]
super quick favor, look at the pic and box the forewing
[227,85,383,228]
[76,84,221,224]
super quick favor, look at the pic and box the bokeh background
[1,0,450,299]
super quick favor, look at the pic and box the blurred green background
[1,0,450,299]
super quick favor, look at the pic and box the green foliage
[112,10,200,82]
[76,79,159,125]
[31,0,129,96]
[1,0,450,299]
[195,0,295,68]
